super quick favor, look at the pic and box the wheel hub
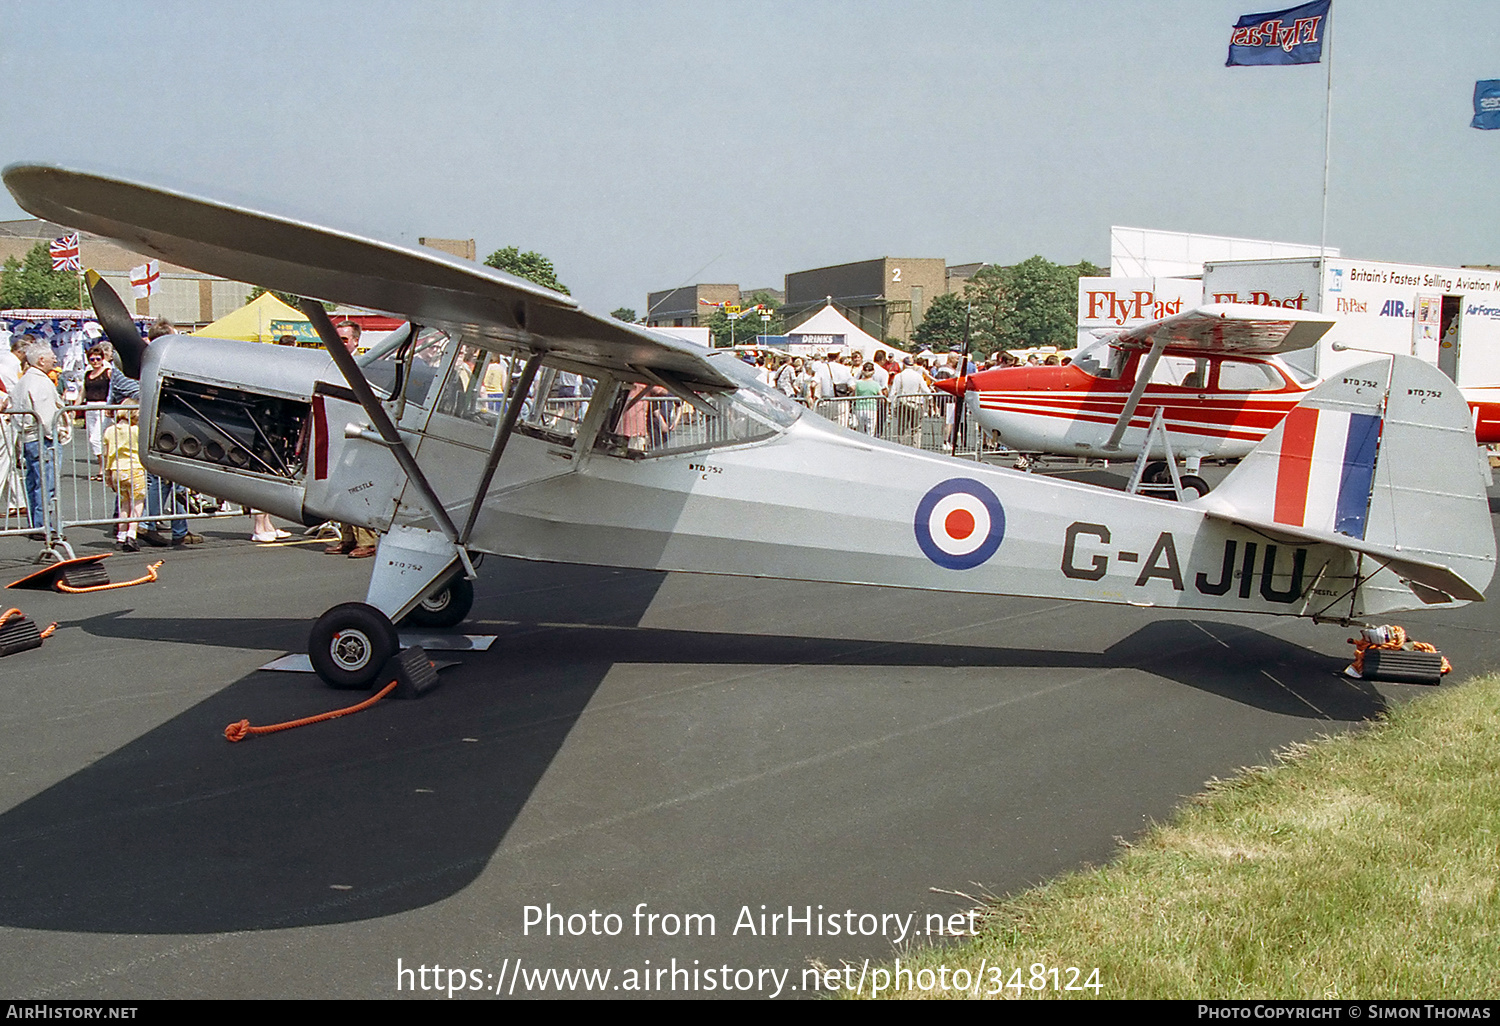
[331,629,373,671]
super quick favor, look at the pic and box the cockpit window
[1150,355,1209,388]
[1072,339,1127,380]
[594,385,788,458]
[1216,360,1285,392]
[514,365,597,445]
[361,326,451,408]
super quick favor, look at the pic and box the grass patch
[858,674,1500,999]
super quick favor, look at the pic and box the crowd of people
[0,319,207,548]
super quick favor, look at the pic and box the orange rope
[1347,624,1451,676]
[55,560,163,594]
[0,607,56,638]
[225,681,399,742]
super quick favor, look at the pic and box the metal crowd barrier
[0,409,57,545]
[0,404,247,559]
[808,393,998,457]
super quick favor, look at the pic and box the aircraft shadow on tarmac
[0,561,1383,935]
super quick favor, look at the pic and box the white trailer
[1201,257,1500,386]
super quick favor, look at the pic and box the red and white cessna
[935,305,1500,494]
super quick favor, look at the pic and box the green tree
[1003,255,1078,350]
[483,246,570,295]
[0,241,87,309]
[610,307,637,322]
[707,292,783,348]
[958,256,1106,354]
[960,264,1016,356]
[911,291,969,350]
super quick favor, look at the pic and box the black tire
[309,602,399,690]
[1143,461,1170,485]
[1179,474,1211,499]
[400,576,475,629]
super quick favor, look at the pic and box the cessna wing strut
[1101,304,1336,450]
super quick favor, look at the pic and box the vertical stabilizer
[1199,356,1495,607]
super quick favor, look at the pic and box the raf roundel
[914,478,1006,570]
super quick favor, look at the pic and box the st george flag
[49,232,80,272]
[1226,0,1330,66]
[130,261,160,299]
[1472,80,1500,130]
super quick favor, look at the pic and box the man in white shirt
[811,353,836,402]
[14,344,69,535]
[888,357,931,446]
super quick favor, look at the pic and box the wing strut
[458,351,543,545]
[300,300,475,577]
[1103,337,1167,451]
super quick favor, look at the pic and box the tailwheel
[309,602,399,689]
[400,576,475,629]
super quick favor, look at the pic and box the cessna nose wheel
[309,602,399,689]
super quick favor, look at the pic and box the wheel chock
[1360,649,1446,686]
[384,646,440,700]
[0,613,43,657]
[8,553,111,591]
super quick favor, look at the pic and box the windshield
[702,351,803,427]
[358,325,450,407]
[593,353,801,459]
[1071,338,1127,379]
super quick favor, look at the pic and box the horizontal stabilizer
[1114,303,1335,356]
[1198,510,1485,603]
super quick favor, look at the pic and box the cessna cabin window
[1071,340,1126,380]
[1216,360,1284,392]
[1149,356,1209,389]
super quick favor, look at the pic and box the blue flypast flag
[1226,0,1331,67]
[1472,80,1500,130]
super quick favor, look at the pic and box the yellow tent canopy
[192,291,315,344]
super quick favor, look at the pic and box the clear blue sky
[2,1,1495,312]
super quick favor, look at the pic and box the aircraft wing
[2,163,735,391]
[1112,303,1336,356]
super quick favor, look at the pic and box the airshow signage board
[1076,277,1205,346]
[1201,258,1500,384]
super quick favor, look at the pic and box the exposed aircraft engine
[152,378,308,478]
[139,335,337,526]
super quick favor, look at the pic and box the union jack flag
[49,232,80,272]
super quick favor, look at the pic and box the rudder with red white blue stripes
[1271,406,1382,539]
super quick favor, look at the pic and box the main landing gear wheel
[1179,474,1211,498]
[399,576,475,629]
[309,602,399,690]
[1143,461,1170,485]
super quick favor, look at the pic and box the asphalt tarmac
[1,479,1497,1000]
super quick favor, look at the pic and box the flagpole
[1319,5,1335,258]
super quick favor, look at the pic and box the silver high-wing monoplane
[6,164,1494,688]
